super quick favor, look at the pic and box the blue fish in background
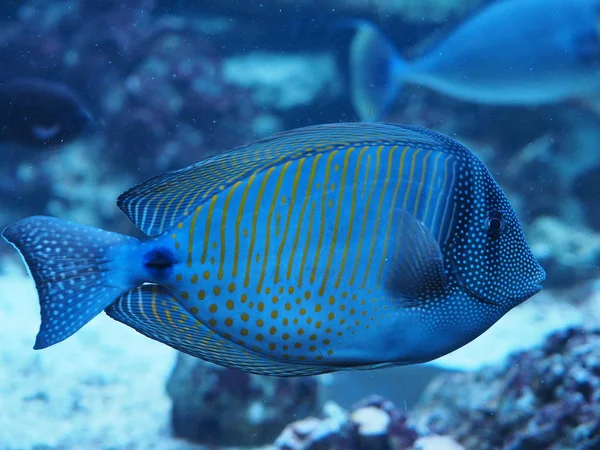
[0,78,93,147]
[350,0,600,121]
[2,123,545,377]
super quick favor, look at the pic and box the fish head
[448,158,545,308]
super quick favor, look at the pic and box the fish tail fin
[1,215,153,349]
[349,21,407,122]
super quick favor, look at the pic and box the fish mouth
[524,280,544,298]
[527,265,546,298]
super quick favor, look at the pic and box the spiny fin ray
[106,284,339,377]
[117,122,467,236]
[384,209,447,307]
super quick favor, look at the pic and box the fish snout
[515,262,546,302]
[533,263,547,293]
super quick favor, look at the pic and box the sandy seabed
[0,260,201,450]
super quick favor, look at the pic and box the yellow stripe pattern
[164,135,459,366]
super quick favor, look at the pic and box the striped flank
[135,123,466,365]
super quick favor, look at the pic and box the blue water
[0,1,598,449]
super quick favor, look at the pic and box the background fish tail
[349,21,407,121]
[2,216,145,349]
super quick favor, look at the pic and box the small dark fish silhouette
[0,78,93,147]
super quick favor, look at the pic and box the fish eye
[486,210,505,236]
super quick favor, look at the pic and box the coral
[273,395,425,450]
[223,51,342,111]
[166,352,323,447]
[0,0,350,234]
[528,217,600,288]
[413,435,465,450]
[0,137,135,241]
[413,328,600,450]
[0,1,248,207]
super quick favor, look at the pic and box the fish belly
[164,143,457,365]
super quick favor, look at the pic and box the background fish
[350,0,600,121]
[2,122,545,377]
[0,78,93,147]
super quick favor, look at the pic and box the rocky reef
[166,353,323,447]
[0,0,343,237]
[265,327,600,450]
[414,328,600,450]
[273,396,425,450]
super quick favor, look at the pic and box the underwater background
[0,0,599,449]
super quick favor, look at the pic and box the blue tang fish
[350,0,600,121]
[2,123,545,376]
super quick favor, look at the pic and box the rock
[166,352,323,447]
[274,401,350,450]
[273,395,420,450]
[0,0,264,230]
[413,328,600,450]
[352,406,392,450]
[413,435,465,450]
[528,216,600,288]
[223,51,342,111]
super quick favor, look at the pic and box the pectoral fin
[384,209,447,307]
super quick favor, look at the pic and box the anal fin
[105,285,338,377]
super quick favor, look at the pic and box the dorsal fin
[117,122,464,236]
